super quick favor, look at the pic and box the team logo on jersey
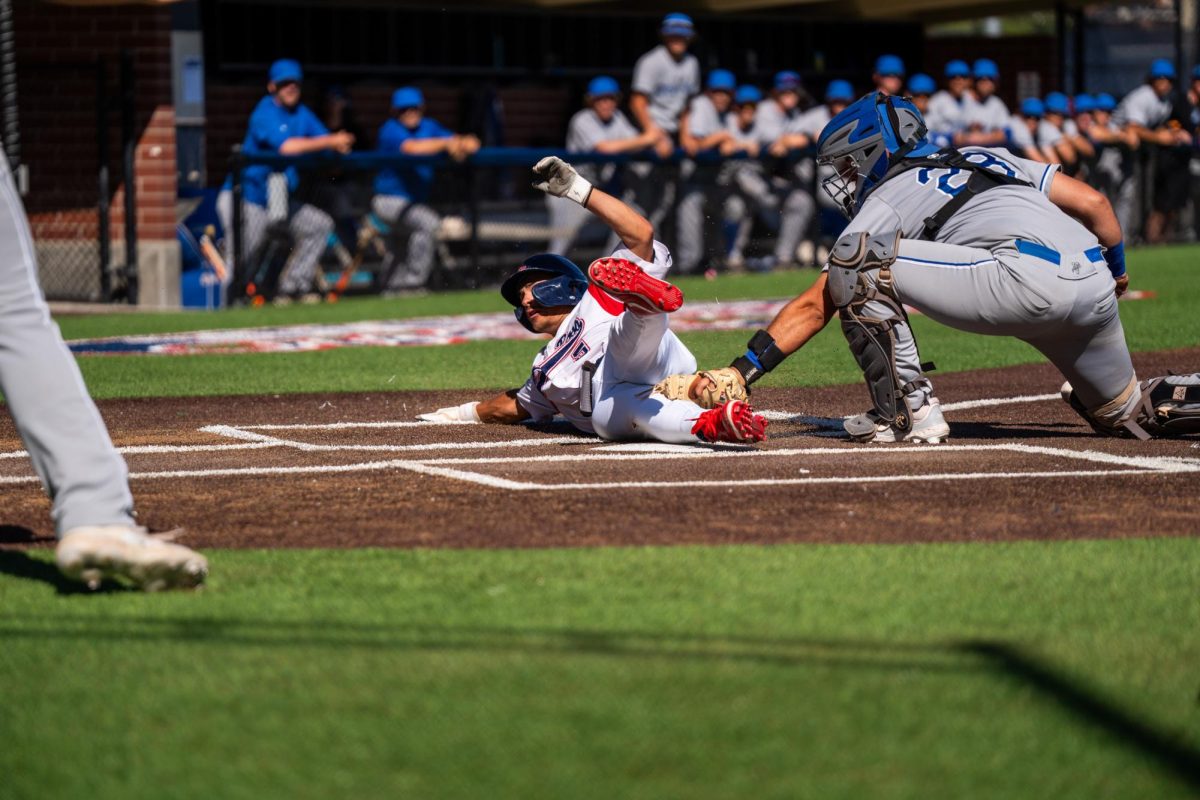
[570,340,591,361]
[532,317,586,388]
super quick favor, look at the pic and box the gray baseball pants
[857,238,1135,413]
[216,189,334,295]
[0,149,135,535]
[372,195,441,290]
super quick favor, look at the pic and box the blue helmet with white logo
[501,254,589,332]
[816,91,936,218]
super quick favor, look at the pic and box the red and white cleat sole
[691,400,768,444]
[588,257,683,314]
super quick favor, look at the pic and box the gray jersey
[793,104,832,138]
[926,91,978,135]
[1037,119,1065,148]
[967,95,1010,132]
[566,108,640,183]
[631,45,701,133]
[753,99,799,144]
[1007,115,1036,151]
[686,94,726,140]
[842,147,1094,256]
[1112,84,1172,129]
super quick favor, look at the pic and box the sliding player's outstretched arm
[418,389,531,424]
[532,156,653,261]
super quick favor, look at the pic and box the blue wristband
[1104,241,1126,279]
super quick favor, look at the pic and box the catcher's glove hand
[653,367,749,409]
[531,156,593,206]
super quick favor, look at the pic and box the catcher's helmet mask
[817,91,934,218]
[500,253,589,332]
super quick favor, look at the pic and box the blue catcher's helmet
[816,91,937,218]
[500,254,589,332]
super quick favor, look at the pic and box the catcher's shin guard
[1061,374,1200,439]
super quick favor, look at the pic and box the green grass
[59,243,1200,399]
[2,538,1198,799]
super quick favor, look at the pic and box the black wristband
[731,329,787,386]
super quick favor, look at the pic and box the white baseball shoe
[844,397,950,444]
[56,525,208,591]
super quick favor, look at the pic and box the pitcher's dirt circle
[2,349,1198,549]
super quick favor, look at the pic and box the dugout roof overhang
[43,0,1094,23]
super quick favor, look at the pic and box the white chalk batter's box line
[2,394,1198,489]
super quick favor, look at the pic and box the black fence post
[120,49,137,304]
[467,160,480,288]
[229,145,244,304]
[96,57,111,300]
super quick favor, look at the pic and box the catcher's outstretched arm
[727,273,837,386]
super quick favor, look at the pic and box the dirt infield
[2,347,1199,550]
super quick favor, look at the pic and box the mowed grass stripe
[1,537,1198,799]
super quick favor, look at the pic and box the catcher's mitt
[653,367,749,409]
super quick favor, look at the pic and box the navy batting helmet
[500,253,589,332]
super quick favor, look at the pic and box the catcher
[656,92,1200,442]
[418,156,766,444]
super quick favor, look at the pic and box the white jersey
[754,99,800,144]
[967,94,1010,132]
[793,104,832,138]
[927,91,978,136]
[1112,84,1172,130]
[516,241,672,432]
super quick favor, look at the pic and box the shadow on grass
[0,546,134,595]
[0,607,1198,789]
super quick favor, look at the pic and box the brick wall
[14,0,177,251]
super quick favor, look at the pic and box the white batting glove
[417,402,482,423]
[531,156,592,206]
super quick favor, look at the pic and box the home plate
[597,442,749,454]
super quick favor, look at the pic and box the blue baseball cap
[706,69,736,92]
[1095,93,1117,111]
[1044,91,1069,115]
[825,79,854,102]
[945,59,971,79]
[1149,58,1176,79]
[268,59,303,84]
[586,76,620,98]
[973,58,999,80]
[1073,93,1095,114]
[1021,97,1045,118]
[874,54,905,77]
[907,73,936,95]
[773,70,802,91]
[734,85,762,105]
[391,86,425,110]
[661,12,694,38]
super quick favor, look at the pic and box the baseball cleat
[844,397,950,444]
[56,525,208,592]
[587,257,683,314]
[691,400,768,444]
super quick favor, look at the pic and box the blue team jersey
[374,117,452,202]
[225,95,329,207]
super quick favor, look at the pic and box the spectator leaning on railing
[676,69,737,274]
[549,76,666,257]
[872,54,905,96]
[1039,92,1079,170]
[927,60,978,144]
[372,86,480,293]
[1008,97,1052,163]
[960,58,1009,147]
[1111,58,1186,240]
[217,59,353,302]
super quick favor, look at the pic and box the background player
[549,76,666,257]
[0,146,207,590]
[373,86,480,292]
[216,59,354,301]
[418,156,765,444]
[684,92,1198,442]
